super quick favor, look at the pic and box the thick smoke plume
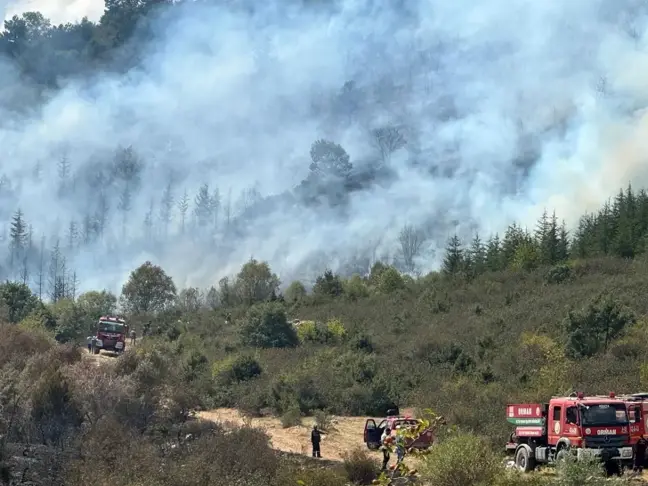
[1,0,648,295]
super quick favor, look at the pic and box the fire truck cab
[93,315,129,355]
[506,392,634,473]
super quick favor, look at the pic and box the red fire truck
[506,392,634,473]
[616,393,648,464]
[93,315,129,355]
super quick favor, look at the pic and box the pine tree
[178,189,189,234]
[95,192,109,238]
[9,209,27,271]
[557,220,570,262]
[442,235,464,275]
[67,220,78,250]
[37,235,45,301]
[210,188,221,229]
[501,223,525,267]
[485,234,502,271]
[194,183,213,228]
[57,152,71,195]
[67,270,79,300]
[144,200,154,241]
[469,233,486,276]
[118,184,132,237]
[48,240,66,302]
[159,181,174,236]
[82,214,94,245]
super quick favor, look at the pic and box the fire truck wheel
[515,446,535,473]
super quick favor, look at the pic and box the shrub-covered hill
[3,187,648,485]
[175,256,648,445]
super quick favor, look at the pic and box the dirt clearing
[198,408,382,462]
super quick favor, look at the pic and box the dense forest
[2,0,648,297]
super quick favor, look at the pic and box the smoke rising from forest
[1,0,648,296]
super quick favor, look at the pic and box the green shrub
[342,448,379,485]
[285,281,307,303]
[325,318,347,342]
[376,267,405,293]
[240,302,299,348]
[313,270,344,299]
[420,431,500,486]
[546,263,572,284]
[280,405,302,428]
[554,454,608,486]
[297,320,319,343]
[281,467,347,486]
[344,275,369,300]
[214,355,262,384]
[314,409,333,432]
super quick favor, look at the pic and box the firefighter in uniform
[130,329,136,345]
[634,435,648,473]
[311,425,323,458]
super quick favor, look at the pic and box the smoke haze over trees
[1,0,648,295]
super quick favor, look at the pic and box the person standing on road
[130,329,136,345]
[634,434,647,473]
[86,336,92,353]
[380,427,392,471]
[90,335,97,354]
[311,425,322,458]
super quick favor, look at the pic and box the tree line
[441,184,647,277]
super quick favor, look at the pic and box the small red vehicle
[93,315,129,354]
[364,411,435,451]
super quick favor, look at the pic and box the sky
[1,0,102,23]
[1,0,648,296]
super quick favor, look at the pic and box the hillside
[3,184,648,484]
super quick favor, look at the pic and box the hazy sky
[2,0,102,24]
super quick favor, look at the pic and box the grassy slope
[181,256,648,448]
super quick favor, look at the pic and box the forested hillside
[2,0,648,297]
[3,182,648,484]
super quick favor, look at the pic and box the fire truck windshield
[580,403,628,426]
[99,321,124,333]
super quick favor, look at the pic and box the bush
[326,318,347,342]
[215,355,262,384]
[564,296,635,358]
[285,281,307,303]
[283,468,347,486]
[342,448,379,485]
[313,270,344,299]
[297,320,319,343]
[546,263,572,284]
[314,409,333,432]
[344,275,369,300]
[554,454,608,486]
[240,302,299,348]
[420,432,500,486]
[376,267,405,293]
[280,405,302,428]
